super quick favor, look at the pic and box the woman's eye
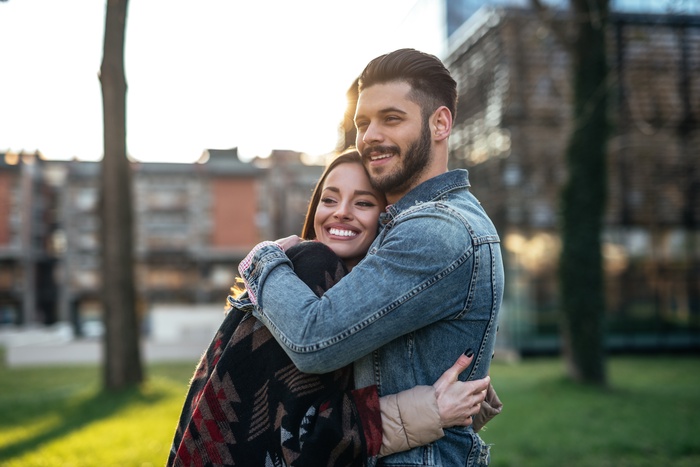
[321,197,336,204]
[356,201,376,207]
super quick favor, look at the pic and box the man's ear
[431,106,453,142]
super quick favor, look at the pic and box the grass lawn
[0,353,698,466]
[0,357,195,467]
[480,355,700,467]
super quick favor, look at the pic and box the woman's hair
[358,48,458,122]
[300,148,384,240]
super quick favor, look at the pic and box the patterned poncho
[167,242,382,466]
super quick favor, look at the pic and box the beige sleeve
[378,385,445,457]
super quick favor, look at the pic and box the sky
[0,0,446,163]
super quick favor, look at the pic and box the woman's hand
[432,352,490,428]
[275,235,302,252]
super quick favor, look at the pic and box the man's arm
[240,209,475,373]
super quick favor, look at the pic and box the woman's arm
[367,353,491,457]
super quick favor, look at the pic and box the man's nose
[361,121,383,145]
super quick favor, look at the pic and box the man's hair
[358,48,457,121]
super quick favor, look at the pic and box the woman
[167,150,490,466]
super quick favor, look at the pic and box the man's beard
[363,120,432,196]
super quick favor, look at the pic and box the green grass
[0,355,698,466]
[0,358,195,467]
[480,356,700,467]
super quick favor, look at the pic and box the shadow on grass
[0,386,166,461]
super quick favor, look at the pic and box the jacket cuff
[473,382,503,432]
[378,385,444,457]
[237,241,282,304]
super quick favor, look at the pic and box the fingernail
[464,348,474,358]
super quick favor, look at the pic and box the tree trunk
[559,0,610,385]
[99,0,143,390]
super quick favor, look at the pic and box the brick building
[0,148,325,334]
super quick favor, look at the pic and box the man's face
[354,82,432,201]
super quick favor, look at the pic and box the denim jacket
[240,169,504,466]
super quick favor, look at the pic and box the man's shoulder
[388,189,498,246]
[386,202,474,252]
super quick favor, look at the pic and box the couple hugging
[168,48,504,467]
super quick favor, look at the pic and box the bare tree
[532,0,610,385]
[99,0,143,390]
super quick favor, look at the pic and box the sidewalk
[4,338,210,367]
[1,307,222,367]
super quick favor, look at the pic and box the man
[240,48,504,466]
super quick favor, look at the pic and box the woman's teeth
[329,228,357,237]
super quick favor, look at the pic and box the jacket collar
[380,169,471,224]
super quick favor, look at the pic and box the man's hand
[432,352,490,428]
[275,235,302,252]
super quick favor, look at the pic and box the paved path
[4,338,210,367]
[1,311,221,367]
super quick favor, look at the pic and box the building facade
[445,7,700,351]
[0,148,323,335]
[0,152,58,326]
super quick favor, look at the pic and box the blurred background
[1,0,698,361]
[1,1,699,466]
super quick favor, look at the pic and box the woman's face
[314,162,386,270]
